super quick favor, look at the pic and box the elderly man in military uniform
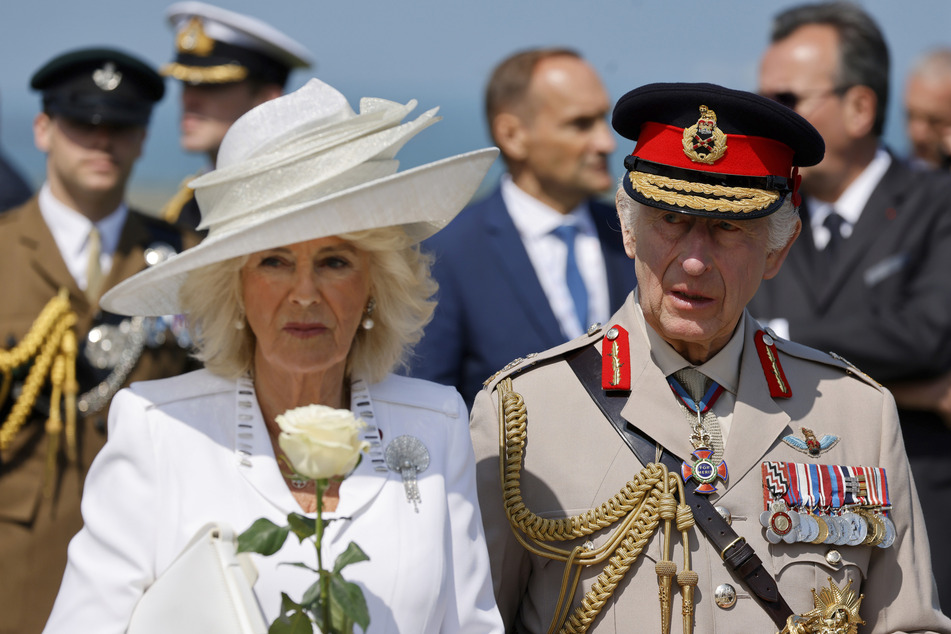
[470,83,951,633]
[159,1,312,231]
[0,48,199,634]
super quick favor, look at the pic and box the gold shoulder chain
[496,377,697,633]
[0,289,78,498]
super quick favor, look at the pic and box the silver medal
[385,435,430,512]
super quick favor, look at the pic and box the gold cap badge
[177,17,215,56]
[682,105,727,164]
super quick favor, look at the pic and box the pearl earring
[362,298,376,330]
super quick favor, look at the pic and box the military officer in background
[0,48,199,634]
[470,83,951,633]
[158,1,313,232]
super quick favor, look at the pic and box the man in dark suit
[408,48,636,408]
[0,48,199,633]
[750,1,951,609]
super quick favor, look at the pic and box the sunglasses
[761,85,851,110]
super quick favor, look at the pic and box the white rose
[276,405,370,480]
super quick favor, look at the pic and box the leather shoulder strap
[566,344,794,628]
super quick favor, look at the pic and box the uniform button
[605,326,619,340]
[714,583,736,609]
[715,505,732,525]
[825,549,842,566]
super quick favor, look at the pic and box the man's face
[179,80,278,160]
[33,113,145,209]
[516,56,616,208]
[759,24,851,197]
[905,72,951,166]
[620,201,796,363]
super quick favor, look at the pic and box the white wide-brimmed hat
[101,78,498,317]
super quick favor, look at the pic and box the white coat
[44,369,503,633]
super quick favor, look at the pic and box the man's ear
[842,84,877,139]
[616,190,637,260]
[764,218,801,280]
[33,112,52,153]
[491,112,529,162]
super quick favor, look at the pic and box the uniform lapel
[19,198,85,304]
[617,308,698,463]
[720,313,791,488]
[484,196,564,345]
[105,211,149,294]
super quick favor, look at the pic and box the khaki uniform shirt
[470,294,951,633]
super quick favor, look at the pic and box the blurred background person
[905,47,951,170]
[0,93,32,212]
[408,48,635,408]
[751,0,951,609]
[44,78,503,633]
[0,47,198,634]
[158,1,312,232]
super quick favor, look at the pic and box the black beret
[612,82,825,219]
[31,47,165,127]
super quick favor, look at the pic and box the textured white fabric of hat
[100,78,498,317]
[166,1,313,68]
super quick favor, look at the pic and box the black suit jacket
[408,186,636,408]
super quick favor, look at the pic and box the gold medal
[811,515,830,544]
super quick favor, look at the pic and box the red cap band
[632,122,795,178]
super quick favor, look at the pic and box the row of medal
[760,460,894,549]
[760,499,896,548]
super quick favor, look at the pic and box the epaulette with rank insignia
[763,330,883,392]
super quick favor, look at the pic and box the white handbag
[128,522,269,634]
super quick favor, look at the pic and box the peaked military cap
[30,47,165,127]
[161,1,312,87]
[613,82,824,219]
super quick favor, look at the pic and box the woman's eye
[259,255,285,267]
[322,256,351,269]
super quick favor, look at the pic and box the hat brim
[101,147,498,317]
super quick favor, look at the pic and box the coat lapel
[815,160,904,311]
[484,193,563,345]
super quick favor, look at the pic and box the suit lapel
[720,314,791,488]
[815,160,903,311]
[484,192,563,344]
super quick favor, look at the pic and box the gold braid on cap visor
[160,62,248,84]
[628,170,780,214]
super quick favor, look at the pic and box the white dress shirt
[38,182,128,291]
[501,175,611,339]
[808,148,891,250]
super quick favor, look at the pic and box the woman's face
[241,236,372,380]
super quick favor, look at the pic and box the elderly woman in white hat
[43,79,502,633]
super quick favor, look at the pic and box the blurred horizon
[2,0,949,215]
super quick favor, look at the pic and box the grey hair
[179,226,437,385]
[614,184,799,254]
[771,2,889,137]
[909,47,951,81]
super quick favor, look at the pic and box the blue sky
[2,0,949,210]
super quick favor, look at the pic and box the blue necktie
[823,211,845,260]
[552,224,588,329]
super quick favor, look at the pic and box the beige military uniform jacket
[0,197,199,634]
[470,293,951,633]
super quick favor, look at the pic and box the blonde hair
[179,226,436,384]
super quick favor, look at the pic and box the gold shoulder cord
[0,289,78,498]
[497,377,697,634]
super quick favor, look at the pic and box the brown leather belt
[567,345,793,629]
